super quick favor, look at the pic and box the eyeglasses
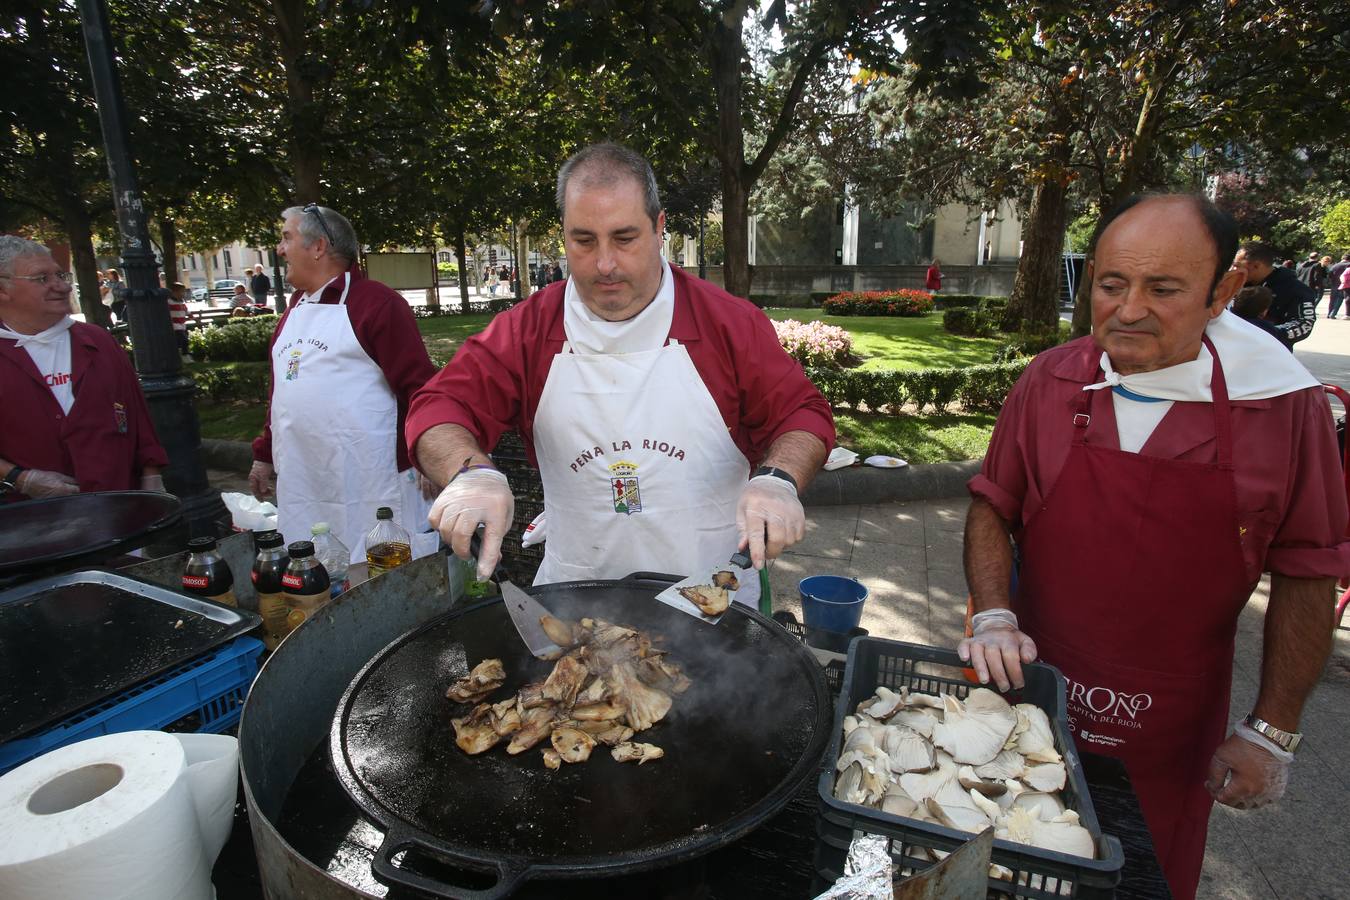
[302,203,339,251]
[5,271,74,286]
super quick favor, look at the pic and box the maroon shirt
[252,267,437,472]
[0,322,168,496]
[406,266,835,469]
[970,335,1350,582]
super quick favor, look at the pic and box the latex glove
[139,473,166,492]
[416,470,439,501]
[249,460,274,501]
[15,469,80,498]
[1205,721,1293,809]
[736,474,805,569]
[427,468,514,580]
[956,608,1038,691]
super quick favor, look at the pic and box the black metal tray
[0,568,261,743]
[0,491,181,577]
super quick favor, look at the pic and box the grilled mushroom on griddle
[678,584,729,616]
[445,658,506,703]
[450,616,676,767]
[611,742,665,765]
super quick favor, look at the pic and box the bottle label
[282,572,304,590]
[251,570,259,584]
[183,574,210,589]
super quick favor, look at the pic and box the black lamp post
[76,0,229,537]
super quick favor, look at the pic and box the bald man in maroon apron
[959,195,1349,900]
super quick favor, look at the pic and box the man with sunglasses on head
[0,235,166,501]
[248,205,439,564]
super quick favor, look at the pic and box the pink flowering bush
[772,318,853,368]
[822,289,934,317]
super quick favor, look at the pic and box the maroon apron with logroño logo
[1015,338,1252,900]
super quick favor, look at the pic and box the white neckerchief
[1083,311,1319,453]
[0,316,76,414]
[299,274,344,305]
[562,260,674,355]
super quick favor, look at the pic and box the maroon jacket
[0,322,167,497]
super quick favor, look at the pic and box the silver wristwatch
[1244,714,1302,753]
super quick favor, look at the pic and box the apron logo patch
[609,460,642,515]
[113,401,127,433]
[285,348,302,381]
[1065,677,1153,733]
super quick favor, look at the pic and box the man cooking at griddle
[956,194,1349,900]
[406,143,834,600]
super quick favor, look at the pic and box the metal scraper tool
[654,550,754,625]
[469,532,561,659]
[893,826,993,900]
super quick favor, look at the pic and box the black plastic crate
[770,611,856,696]
[816,636,1124,898]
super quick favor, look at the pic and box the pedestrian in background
[925,257,942,293]
[167,281,192,358]
[250,263,271,306]
[101,268,125,322]
[1330,253,1350,319]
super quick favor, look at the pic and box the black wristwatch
[752,465,798,491]
[1,466,24,495]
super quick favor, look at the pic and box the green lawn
[416,312,496,365]
[833,411,998,464]
[193,309,1003,462]
[763,309,1004,371]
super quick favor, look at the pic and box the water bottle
[310,522,350,598]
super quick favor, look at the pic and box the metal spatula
[469,532,561,659]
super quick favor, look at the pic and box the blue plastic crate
[0,636,263,774]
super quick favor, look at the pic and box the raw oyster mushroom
[931,689,1018,765]
[1014,703,1062,763]
[883,725,936,774]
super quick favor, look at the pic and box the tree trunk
[64,201,109,329]
[453,230,470,313]
[515,220,531,298]
[711,5,752,299]
[159,217,179,288]
[1003,173,1070,334]
[273,0,322,202]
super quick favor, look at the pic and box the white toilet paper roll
[0,730,240,900]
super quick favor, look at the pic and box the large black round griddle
[330,573,832,899]
[0,491,180,577]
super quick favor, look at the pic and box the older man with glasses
[247,205,439,563]
[0,235,166,501]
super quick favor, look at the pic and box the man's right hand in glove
[248,461,274,501]
[16,469,80,499]
[427,467,514,580]
[957,608,1038,691]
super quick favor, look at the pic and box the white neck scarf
[0,316,76,414]
[0,315,74,347]
[562,260,674,355]
[1083,310,1318,403]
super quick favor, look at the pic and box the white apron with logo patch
[270,273,436,564]
[532,338,758,604]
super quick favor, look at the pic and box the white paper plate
[864,455,908,468]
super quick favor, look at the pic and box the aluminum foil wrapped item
[812,833,893,900]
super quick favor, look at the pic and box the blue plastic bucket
[799,575,868,633]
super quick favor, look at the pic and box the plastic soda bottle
[182,536,237,607]
[310,522,350,599]
[251,531,290,650]
[365,507,412,577]
[281,541,330,636]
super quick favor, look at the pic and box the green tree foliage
[1323,201,1350,253]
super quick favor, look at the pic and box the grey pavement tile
[784,515,857,561]
[1200,815,1275,899]
[921,497,970,533]
[926,567,970,648]
[855,502,926,547]
[805,503,863,520]
[845,541,928,592]
[922,526,965,572]
[765,555,813,621]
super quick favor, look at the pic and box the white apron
[531,335,759,605]
[270,273,436,564]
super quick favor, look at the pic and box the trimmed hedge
[822,289,934,317]
[806,358,1030,414]
[191,361,270,403]
[942,308,995,337]
[188,315,278,362]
